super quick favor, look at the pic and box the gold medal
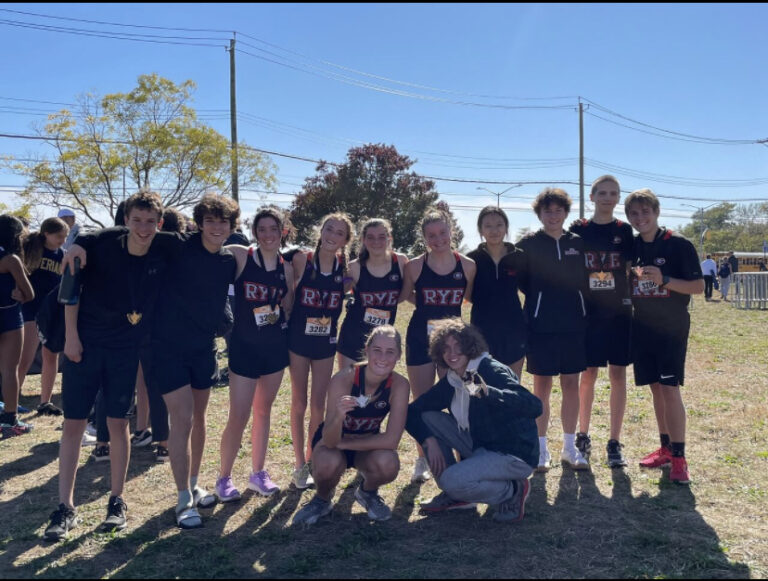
[318,316,331,327]
[266,312,279,325]
[127,311,143,326]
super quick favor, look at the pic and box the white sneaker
[81,431,97,447]
[536,448,551,473]
[292,463,314,489]
[85,422,97,437]
[561,447,590,470]
[411,456,432,483]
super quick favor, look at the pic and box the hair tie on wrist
[343,276,354,284]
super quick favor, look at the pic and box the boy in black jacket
[517,188,589,472]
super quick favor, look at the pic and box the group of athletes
[0,173,704,539]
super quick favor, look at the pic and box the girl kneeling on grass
[0,214,36,435]
[292,325,410,526]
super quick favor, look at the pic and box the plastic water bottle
[57,257,81,305]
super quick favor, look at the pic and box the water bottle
[58,257,81,305]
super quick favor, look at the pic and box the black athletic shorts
[632,320,690,387]
[228,333,289,379]
[146,341,219,395]
[336,320,370,362]
[473,321,526,368]
[585,313,632,368]
[311,422,356,468]
[526,331,586,376]
[62,345,139,420]
[405,317,434,367]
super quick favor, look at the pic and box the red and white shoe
[638,446,671,469]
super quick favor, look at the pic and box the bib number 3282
[305,317,331,336]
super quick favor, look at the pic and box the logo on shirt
[613,236,623,244]
[389,274,400,282]
[452,272,464,280]
[375,400,388,410]
[422,288,464,306]
[565,248,580,256]
[334,275,343,284]
[654,258,666,266]
[359,290,400,307]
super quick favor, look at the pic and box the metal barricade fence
[732,272,768,310]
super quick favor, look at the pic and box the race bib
[589,271,615,291]
[638,279,658,293]
[363,308,390,327]
[253,305,279,327]
[305,316,331,336]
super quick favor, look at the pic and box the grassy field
[1,295,767,579]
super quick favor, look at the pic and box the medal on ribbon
[127,311,143,326]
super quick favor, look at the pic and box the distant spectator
[161,208,187,234]
[700,254,717,301]
[759,260,767,272]
[57,208,80,250]
[718,260,732,301]
[727,251,739,274]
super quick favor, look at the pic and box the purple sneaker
[214,476,241,503]
[248,470,279,497]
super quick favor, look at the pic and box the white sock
[177,489,193,512]
[563,433,576,450]
[539,436,549,453]
[190,475,198,490]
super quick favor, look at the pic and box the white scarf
[447,352,490,432]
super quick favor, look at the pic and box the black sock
[0,412,17,425]
[660,434,671,449]
[670,442,686,458]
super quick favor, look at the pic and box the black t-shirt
[153,232,237,348]
[569,218,633,317]
[75,230,171,349]
[630,228,702,330]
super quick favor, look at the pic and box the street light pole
[682,202,718,258]
[476,184,523,208]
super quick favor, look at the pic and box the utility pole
[579,99,584,219]
[229,35,239,202]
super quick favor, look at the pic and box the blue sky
[1,3,767,249]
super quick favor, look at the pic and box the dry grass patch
[0,297,765,578]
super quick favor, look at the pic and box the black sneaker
[102,495,127,531]
[606,439,628,468]
[37,402,64,416]
[130,429,153,447]
[91,444,110,462]
[155,445,170,463]
[575,432,592,459]
[44,503,78,541]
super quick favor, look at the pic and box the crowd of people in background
[0,174,709,541]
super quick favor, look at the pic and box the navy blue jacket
[406,357,542,469]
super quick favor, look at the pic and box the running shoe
[410,456,432,483]
[81,431,97,447]
[193,485,217,509]
[561,447,590,470]
[536,448,552,473]
[155,445,170,463]
[44,504,78,541]
[606,439,628,468]
[669,456,691,484]
[91,445,110,462]
[493,478,531,523]
[292,495,333,526]
[37,402,63,416]
[1,418,33,436]
[354,486,391,521]
[292,463,314,489]
[215,476,242,503]
[639,446,672,469]
[575,432,592,459]
[102,495,127,531]
[420,492,477,513]
[248,470,280,497]
[130,429,153,447]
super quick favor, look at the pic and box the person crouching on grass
[406,318,542,522]
[625,189,703,484]
[291,325,410,526]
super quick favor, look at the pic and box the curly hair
[532,187,571,216]
[161,207,187,233]
[193,193,241,230]
[428,318,489,369]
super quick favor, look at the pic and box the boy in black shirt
[569,175,634,468]
[45,191,167,541]
[625,189,703,484]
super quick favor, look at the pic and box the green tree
[289,144,463,255]
[6,74,276,227]
[679,202,768,254]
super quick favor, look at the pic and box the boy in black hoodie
[517,188,588,472]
